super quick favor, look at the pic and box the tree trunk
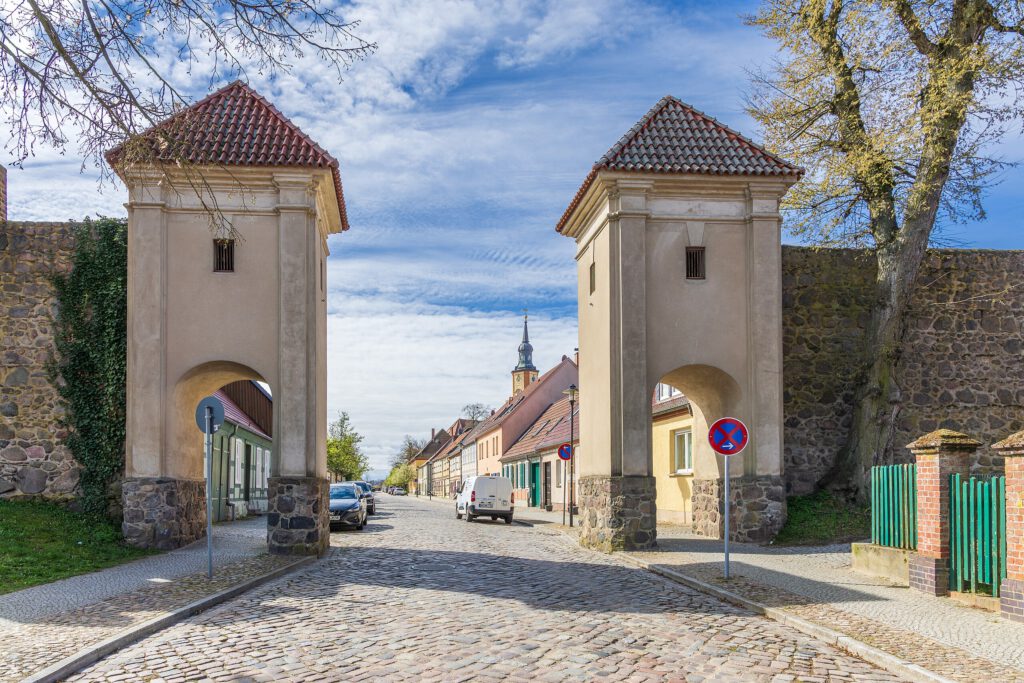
[821,229,932,502]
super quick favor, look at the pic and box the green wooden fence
[870,464,917,550]
[949,473,1006,596]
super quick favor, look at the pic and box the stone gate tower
[557,96,802,550]
[107,82,347,555]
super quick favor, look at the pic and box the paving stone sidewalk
[0,517,296,683]
[628,529,1024,682]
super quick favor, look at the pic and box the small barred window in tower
[511,313,538,397]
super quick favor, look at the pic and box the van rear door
[474,477,511,512]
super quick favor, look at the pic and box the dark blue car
[329,483,367,531]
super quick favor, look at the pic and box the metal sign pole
[569,403,575,528]
[205,406,214,579]
[723,456,730,579]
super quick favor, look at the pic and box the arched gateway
[109,82,345,555]
[557,96,802,551]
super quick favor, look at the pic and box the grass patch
[773,490,870,546]
[0,499,156,594]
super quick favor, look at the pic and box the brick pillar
[908,429,979,596]
[994,431,1024,621]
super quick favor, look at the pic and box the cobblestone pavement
[1,518,296,683]
[72,496,900,682]
[630,530,1024,682]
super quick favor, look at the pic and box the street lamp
[563,383,578,527]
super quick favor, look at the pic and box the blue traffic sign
[557,443,573,461]
[708,417,749,456]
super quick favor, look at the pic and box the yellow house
[651,384,695,526]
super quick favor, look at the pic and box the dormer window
[214,239,235,272]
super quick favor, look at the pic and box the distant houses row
[406,317,700,524]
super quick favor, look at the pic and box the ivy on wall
[49,218,127,517]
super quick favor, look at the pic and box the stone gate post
[992,430,1024,621]
[908,429,979,596]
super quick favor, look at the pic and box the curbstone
[613,551,955,683]
[21,555,316,683]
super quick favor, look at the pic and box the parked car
[328,483,367,531]
[455,475,513,523]
[353,480,376,514]
[393,487,407,496]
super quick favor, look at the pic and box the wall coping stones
[992,430,1024,454]
[906,429,982,453]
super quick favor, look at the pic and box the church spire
[511,312,539,396]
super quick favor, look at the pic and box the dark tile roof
[106,81,348,230]
[556,95,802,233]
[652,394,691,419]
[215,388,271,440]
[503,395,579,461]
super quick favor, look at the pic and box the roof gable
[556,95,801,233]
[106,80,348,230]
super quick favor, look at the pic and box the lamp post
[563,384,578,527]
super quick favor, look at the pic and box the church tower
[511,314,539,396]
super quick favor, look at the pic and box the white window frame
[672,429,693,474]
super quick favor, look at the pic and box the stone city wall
[0,221,81,500]
[782,247,1024,495]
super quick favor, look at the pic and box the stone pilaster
[908,429,979,596]
[577,475,656,552]
[993,431,1024,621]
[122,477,206,550]
[267,476,329,556]
[692,476,786,543]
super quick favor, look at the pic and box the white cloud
[326,298,577,470]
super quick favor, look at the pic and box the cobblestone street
[67,496,902,682]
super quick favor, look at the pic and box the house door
[542,462,551,509]
[243,443,252,502]
[529,461,541,507]
[211,436,227,522]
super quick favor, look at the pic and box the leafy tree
[50,218,127,517]
[0,1,374,174]
[326,412,368,481]
[748,0,1024,500]
[384,463,416,489]
[390,435,426,469]
[461,403,491,420]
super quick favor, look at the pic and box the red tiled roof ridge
[555,94,803,233]
[105,80,349,230]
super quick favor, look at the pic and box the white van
[455,475,514,524]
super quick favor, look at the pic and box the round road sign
[708,417,749,456]
[557,443,573,461]
[195,395,225,434]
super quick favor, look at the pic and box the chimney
[431,428,436,439]
[0,163,6,223]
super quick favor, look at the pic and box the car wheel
[491,515,497,521]
[357,523,364,530]
[465,511,474,523]
[455,506,462,520]
[504,516,513,524]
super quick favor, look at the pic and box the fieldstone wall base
[267,476,329,557]
[1000,578,1024,622]
[909,553,949,596]
[577,475,656,552]
[691,476,787,543]
[122,477,206,550]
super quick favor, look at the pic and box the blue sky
[5,0,1024,476]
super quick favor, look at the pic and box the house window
[672,429,693,474]
[589,262,596,294]
[685,246,705,280]
[214,239,235,272]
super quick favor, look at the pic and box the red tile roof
[214,388,271,440]
[556,95,802,233]
[106,81,348,230]
[503,395,579,461]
